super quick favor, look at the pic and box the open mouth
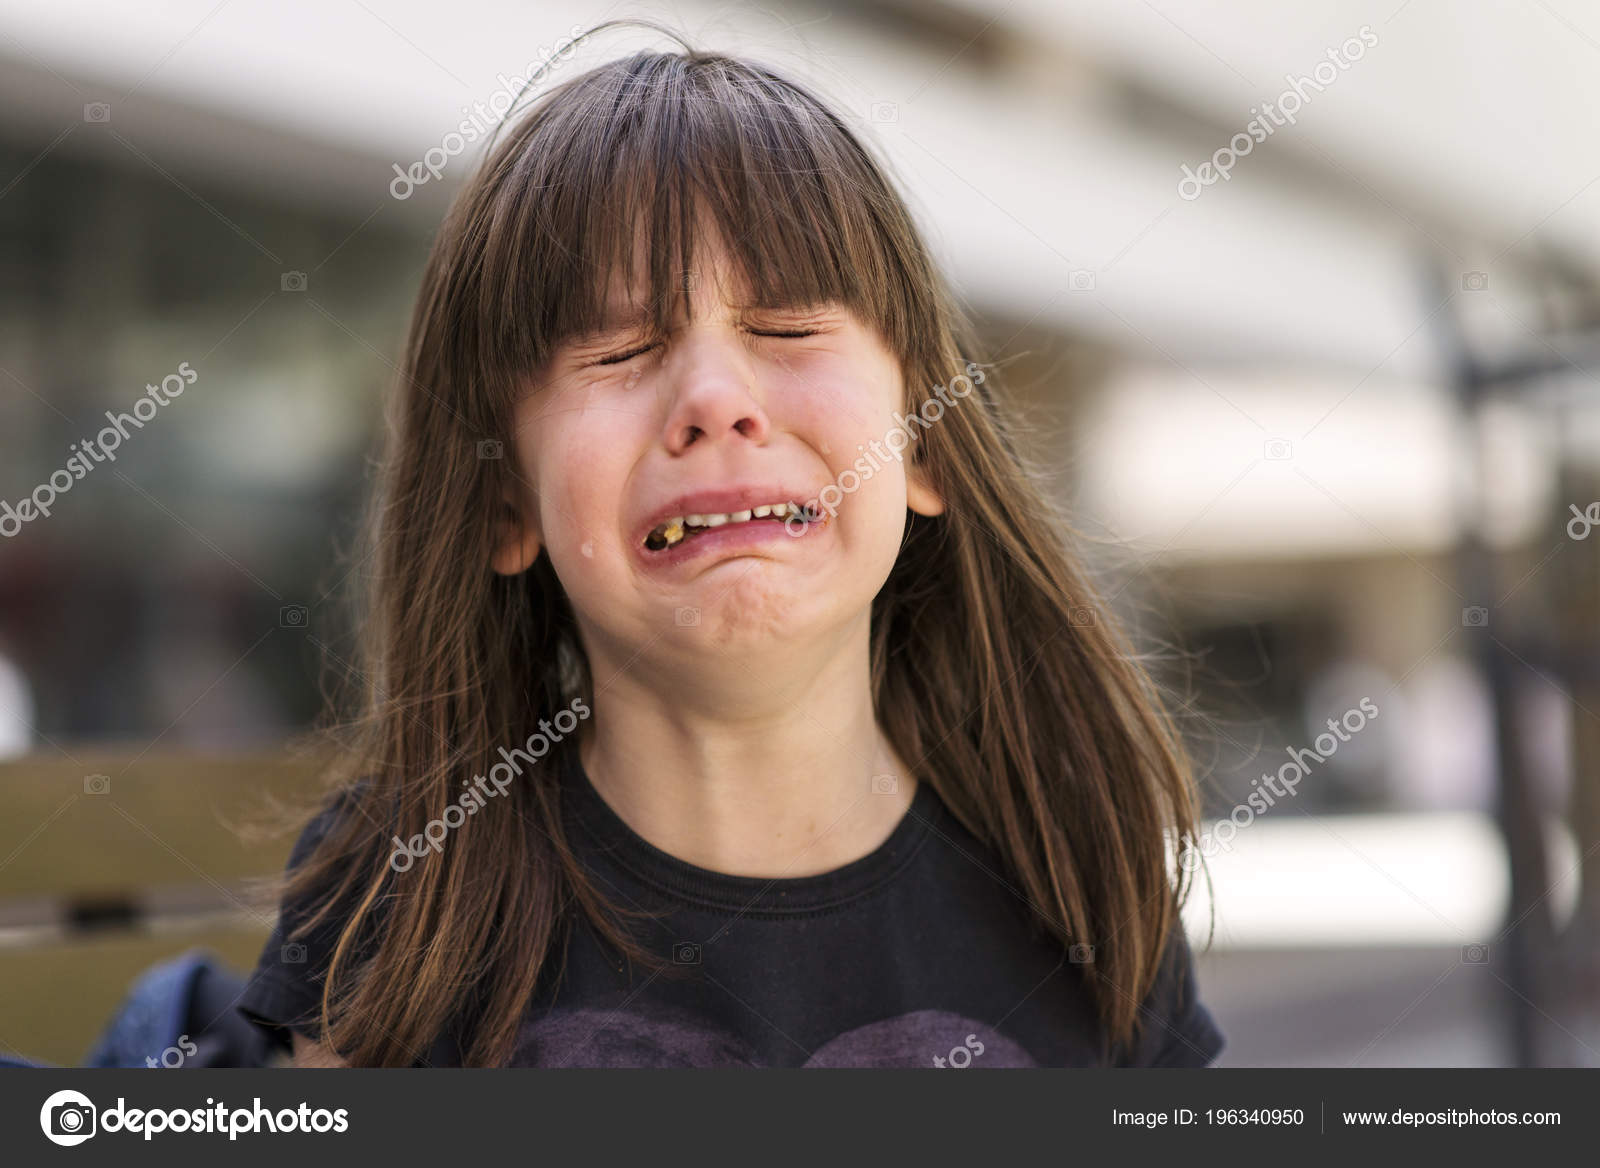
[643,501,820,551]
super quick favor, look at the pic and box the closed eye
[595,329,818,366]
[594,342,661,366]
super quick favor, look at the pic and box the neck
[576,612,917,877]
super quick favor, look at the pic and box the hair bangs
[470,49,927,407]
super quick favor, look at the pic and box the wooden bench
[0,750,326,1066]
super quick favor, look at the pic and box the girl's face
[493,240,943,668]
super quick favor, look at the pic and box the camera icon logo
[279,605,308,628]
[280,270,308,292]
[1461,943,1490,964]
[40,1089,97,1146]
[673,941,702,965]
[871,773,899,795]
[84,774,111,795]
[1461,271,1488,292]
[674,606,700,627]
[1461,606,1489,627]
[476,439,503,460]
[1069,269,1096,292]
[83,103,110,123]
[1263,438,1293,461]
[1069,942,1095,964]
[281,942,308,964]
[869,100,898,123]
[1068,606,1096,627]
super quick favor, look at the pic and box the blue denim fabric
[83,950,212,1068]
[79,949,275,1068]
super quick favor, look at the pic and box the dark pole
[1428,261,1557,1067]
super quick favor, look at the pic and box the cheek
[845,457,910,547]
[773,344,890,426]
[515,398,631,556]
[795,366,910,499]
[809,382,887,442]
[546,443,620,555]
[812,419,914,555]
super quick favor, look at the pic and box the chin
[672,574,844,649]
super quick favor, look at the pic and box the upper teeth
[645,502,808,549]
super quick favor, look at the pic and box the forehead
[583,239,778,337]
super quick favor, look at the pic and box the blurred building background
[1,0,1598,1066]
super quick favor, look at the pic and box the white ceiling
[4,0,1587,383]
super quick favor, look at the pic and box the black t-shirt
[237,749,1224,1067]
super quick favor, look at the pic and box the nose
[658,328,772,454]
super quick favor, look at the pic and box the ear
[905,462,945,518]
[491,487,543,576]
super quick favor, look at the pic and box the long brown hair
[280,19,1203,1067]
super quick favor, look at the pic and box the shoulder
[276,784,380,924]
[917,795,1224,1066]
[235,783,382,1052]
[1115,925,1226,1067]
[288,784,373,868]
